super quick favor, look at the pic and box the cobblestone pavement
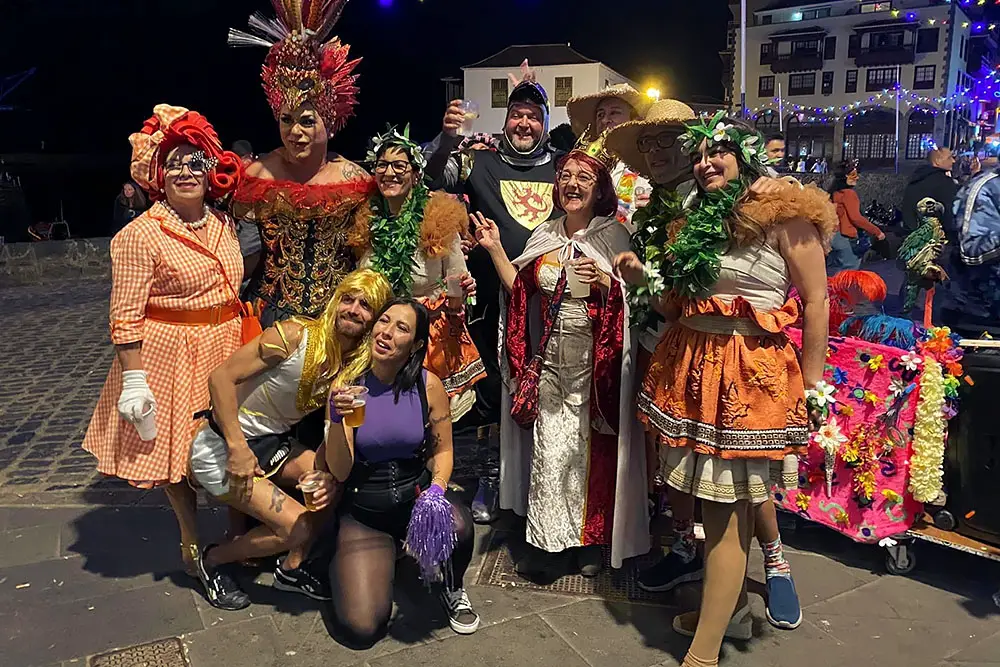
[0,280,482,505]
[0,281,120,504]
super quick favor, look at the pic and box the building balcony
[768,51,824,73]
[854,44,915,67]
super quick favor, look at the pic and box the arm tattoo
[268,485,285,513]
[430,411,452,426]
[429,432,442,453]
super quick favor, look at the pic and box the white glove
[118,370,156,424]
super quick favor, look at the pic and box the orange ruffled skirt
[637,296,808,503]
[421,294,486,421]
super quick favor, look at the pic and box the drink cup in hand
[135,405,157,442]
[458,100,479,137]
[298,475,323,512]
[342,386,369,428]
[566,261,591,298]
[446,273,464,310]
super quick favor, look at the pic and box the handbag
[510,258,573,428]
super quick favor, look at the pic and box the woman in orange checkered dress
[82,105,244,575]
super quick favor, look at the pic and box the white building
[723,0,992,168]
[457,44,639,134]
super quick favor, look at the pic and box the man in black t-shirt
[424,74,561,523]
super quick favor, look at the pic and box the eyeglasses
[164,151,217,177]
[637,132,679,154]
[556,170,596,187]
[374,160,413,175]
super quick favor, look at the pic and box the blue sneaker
[637,551,704,593]
[765,575,802,629]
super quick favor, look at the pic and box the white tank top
[236,327,316,437]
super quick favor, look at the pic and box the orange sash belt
[145,302,241,326]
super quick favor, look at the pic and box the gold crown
[572,126,617,171]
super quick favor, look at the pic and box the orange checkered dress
[82,202,243,487]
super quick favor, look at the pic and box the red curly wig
[133,109,242,202]
[553,152,617,218]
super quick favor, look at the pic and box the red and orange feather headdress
[228,0,360,137]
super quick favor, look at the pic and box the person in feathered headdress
[228,0,373,330]
[347,125,485,421]
[471,132,649,577]
[82,104,244,578]
[422,59,562,524]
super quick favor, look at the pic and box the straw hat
[604,99,697,180]
[566,83,653,138]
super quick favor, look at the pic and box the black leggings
[327,487,474,649]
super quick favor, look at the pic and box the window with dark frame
[760,43,773,63]
[866,67,897,92]
[824,36,837,60]
[491,78,509,108]
[848,34,860,57]
[760,14,773,25]
[822,71,834,95]
[913,65,936,90]
[759,75,775,97]
[789,72,816,95]
[916,28,939,53]
[554,77,574,107]
[846,69,858,93]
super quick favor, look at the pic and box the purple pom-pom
[404,485,456,581]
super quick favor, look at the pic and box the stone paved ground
[1,279,999,667]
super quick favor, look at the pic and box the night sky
[0,0,730,232]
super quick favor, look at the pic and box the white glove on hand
[118,370,156,424]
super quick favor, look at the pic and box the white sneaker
[672,604,752,641]
[439,588,481,634]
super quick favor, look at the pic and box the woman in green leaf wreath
[348,126,484,419]
[615,114,835,667]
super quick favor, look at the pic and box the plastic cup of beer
[566,261,591,298]
[343,387,369,428]
[458,100,479,137]
[135,405,157,442]
[299,476,323,512]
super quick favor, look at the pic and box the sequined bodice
[235,175,373,317]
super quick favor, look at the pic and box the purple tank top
[353,371,426,463]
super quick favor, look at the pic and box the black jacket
[901,164,958,232]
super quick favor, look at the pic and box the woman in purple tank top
[324,297,478,647]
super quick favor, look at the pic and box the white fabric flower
[813,417,847,455]
[806,380,837,407]
[712,122,733,142]
[878,537,898,548]
[889,378,907,397]
[900,352,922,371]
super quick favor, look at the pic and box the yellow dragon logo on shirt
[500,180,554,230]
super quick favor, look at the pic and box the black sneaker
[197,545,251,611]
[272,562,331,601]
[439,587,480,634]
[637,551,705,593]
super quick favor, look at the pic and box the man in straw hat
[567,84,654,231]
[607,103,804,633]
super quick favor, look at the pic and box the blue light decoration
[974,23,986,32]
[906,12,917,20]
[379,0,392,6]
